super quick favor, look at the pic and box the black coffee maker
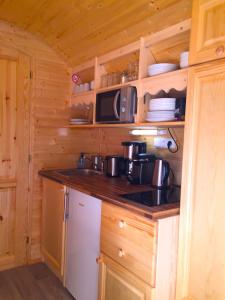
[127,153,156,185]
[121,141,156,184]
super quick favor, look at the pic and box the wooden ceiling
[0,0,191,67]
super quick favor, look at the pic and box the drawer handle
[216,45,225,56]
[118,220,126,229]
[118,249,125,258]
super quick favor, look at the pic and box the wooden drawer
[101,203,157,287]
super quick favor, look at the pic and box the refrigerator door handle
[64,189,69,220]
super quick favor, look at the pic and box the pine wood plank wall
[0,21,77,262]
[72,127,184,186]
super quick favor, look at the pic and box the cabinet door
[42,178,66,279]
[99,254,153,300]
[176,61,225,300]
[190,0,225,65]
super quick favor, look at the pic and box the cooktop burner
[121,186,180,207]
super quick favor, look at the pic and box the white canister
[90,80,95,90]
[180,51,189,68]
[84,82,90,91]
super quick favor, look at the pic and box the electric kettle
[152,159,171,189]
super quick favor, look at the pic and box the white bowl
[148,63,178,76]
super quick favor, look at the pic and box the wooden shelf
[141,68,188,95]
[96,80,139,93]
[66,120,185,129]
[71,90,95,98]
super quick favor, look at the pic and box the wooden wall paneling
[15,53,31,267]
[149,30,190,65]
[0,21,76,263]
[69,127,184,186]
[0,0,192,67]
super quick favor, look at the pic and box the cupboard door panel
[99,254,153,300]
[190,0,225,65]
[42,178,65,279]
[177,61,225,300]
[0,188,15,258]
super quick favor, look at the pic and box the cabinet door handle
[64,190,69,220]
[118,220,126,229]
[96,256,103,264]
[118,248,125,258]
[216,45,225,56]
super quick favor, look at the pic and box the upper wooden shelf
[66,121,185,129]
[96,80,139,93]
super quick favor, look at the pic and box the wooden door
[42,178,66,279]
[190,0,225,65]
[98,254,153,300]
[176,61,225,300]
[0,49,30,271]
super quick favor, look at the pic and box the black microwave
[96,86,137,123]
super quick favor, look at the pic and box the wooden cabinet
[98,254,153,300]
[41,178,66,279]
[176,61,225,300]
[101,203,157,286]
[190,0,225,65]
[100,202,179,300]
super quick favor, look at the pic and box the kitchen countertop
[39,168,180,220]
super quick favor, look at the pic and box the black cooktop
[121,186,180,207]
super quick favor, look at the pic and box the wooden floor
[0,263,74,300]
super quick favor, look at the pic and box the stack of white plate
[69,118,90,125]
[147,63,178,76]
[146,98,176,122]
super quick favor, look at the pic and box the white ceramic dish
[147,63,178,76]
[145,117,176,122]
[147,111,175,117]
[149,98,176,111]
[69,121,91,125]
[146,110,175,122]
[70,118,89,122]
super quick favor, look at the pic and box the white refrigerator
[65,188,102,300]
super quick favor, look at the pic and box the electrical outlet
[154,137,176,149]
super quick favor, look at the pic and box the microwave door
[113,90,120,120]
[96,89,121,123]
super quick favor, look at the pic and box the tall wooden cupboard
[176,60,225,300]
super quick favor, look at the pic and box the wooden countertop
[39,168,180,220]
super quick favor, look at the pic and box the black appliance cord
[167,128,179,153]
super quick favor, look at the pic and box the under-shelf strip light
[129,129,167,136]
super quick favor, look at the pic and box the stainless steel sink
[56,168,103,177]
